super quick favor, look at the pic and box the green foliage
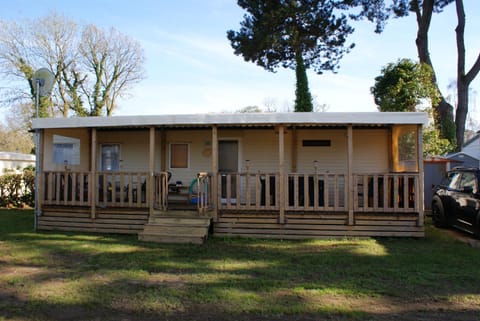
[228,0,360,114]
[0,167,35,208]
[423,125,455,157]
[227,0,356,74]
[371,59,440,112]
[294,53,313,112]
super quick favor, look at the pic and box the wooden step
[142,225,208,236]
[139,215,212,244]
[148,216,211,226]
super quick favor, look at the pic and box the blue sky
[1,0,479,116]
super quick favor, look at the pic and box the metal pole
[34,80,40,230]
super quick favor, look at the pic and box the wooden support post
[149,126,155,217]
[90,128,97,219]
[417,124,424,227]
[211,125,218,222]
[347,125,354,225]
[160,129,167,172]
[278,125,286,224]
[291,127,297,173]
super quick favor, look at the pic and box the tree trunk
[414,0,456,143]
[454,0,480,150]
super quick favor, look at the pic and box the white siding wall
[353,129,389,173]
[0,154,35,174]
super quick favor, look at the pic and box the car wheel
[432,198,448,228]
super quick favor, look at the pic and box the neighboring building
[0,151,35,174]
[446,131,480,169]
[32,112,428,243]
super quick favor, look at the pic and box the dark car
[431,167,480,238]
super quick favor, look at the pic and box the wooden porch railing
[353,173,420,213]
[153,172,169,210]
[195,172,211,213]
[43,171,153,208]
[285,173,347,211]
[217,172,419,213]
[43,171,90,206]
[42,171,420,214]
[218,172,280,211]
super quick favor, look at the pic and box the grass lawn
[0,210,479,321]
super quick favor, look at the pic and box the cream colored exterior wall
[96,130,162,172]
[43,128,90,172]
[42,126,392,176]
[166,129,212,185]
[216,128,292,173]
[295,129,347,174]
[353,129,389,173]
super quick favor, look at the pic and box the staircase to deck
[138,211,212,244]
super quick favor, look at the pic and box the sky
[1,0,479,117]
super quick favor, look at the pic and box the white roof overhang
[32,112,428,130]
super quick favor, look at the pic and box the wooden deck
[38,206,423,240]
[38,206,149,234]
[37,171,424,241]
[214,212,424,239]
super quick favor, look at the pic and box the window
[170,143,189,168]
[448,172,462,190]
[52,135,80,165]
[392,125,418,172]
[302,140,331,147]
[459,172,477,193]
[101,144,120,171]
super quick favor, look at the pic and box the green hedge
[0,166,35,208]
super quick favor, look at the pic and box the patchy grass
[0,209,479,321]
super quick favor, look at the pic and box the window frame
[52,135,80,166]
[169,143,190,169]
[100,143,121,172]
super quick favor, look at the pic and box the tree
[227,0,385,112]
[0,13,146,118]
[389,0,480,150]
[422,124,454,157]
[0,104,34,154]
[79,25,146,116]
[371,59,453,156]
[371,59,440,112]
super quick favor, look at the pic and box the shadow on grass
[1,210,480,321]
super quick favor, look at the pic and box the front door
[219,140,238,200]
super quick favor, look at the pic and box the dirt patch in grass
[0,266,44,278]
[126,272,186,289]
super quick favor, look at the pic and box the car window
[448,172,462,190]
[459,172,478,193]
